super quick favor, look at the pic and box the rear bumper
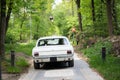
[33,55,74,63]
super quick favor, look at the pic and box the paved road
[19,53,104,80]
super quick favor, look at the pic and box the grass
[16,57,29,67]
[3,56,30,73]
[89,55,120,80]
[4,41,36,73]
[81,41,120,80]
[5,40,36,56]
[6,66,21,73]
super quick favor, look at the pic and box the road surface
[19,53,104,80]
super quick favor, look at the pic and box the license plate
[50,57,57,62]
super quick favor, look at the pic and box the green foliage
[4,0,120,77]
[6,0,120,43]
[52,1,78,36]
[4,49,30,74]
[15,41,35,56]
[89,54,120,80]
[81,41,120,80]
[66,16,78,28]
[82,41,112,57]
[5,32,16,43]
[6,57,29,73]
[5,27,19,43]
[16,57,29,67]
[5,41,36,56]
[7,0,57,42]
[81,0,93,27]
[7,66,21,73]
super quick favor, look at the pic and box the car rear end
[32,36,74,69]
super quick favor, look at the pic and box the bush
[5,31,18,43]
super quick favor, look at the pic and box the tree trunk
[0,0,6,59]
[91,0,95,22]
[100,0,103,20]
[106,0,113,36]
[0,1,1,79]
[0,0,13,57]
[112,0,118,33]
[91,0,96,35]
[75,0,82,31]
[6,0,13,34]
[0,0,6,79]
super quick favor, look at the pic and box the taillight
[34,52,39,56]
[67,50,72,54]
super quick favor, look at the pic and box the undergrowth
[81,41,120,80]
[4,41,35,73]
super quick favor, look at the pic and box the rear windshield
[37,38,68,46]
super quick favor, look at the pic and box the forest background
[0,0,120,80]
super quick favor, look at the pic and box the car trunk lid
[34,45,73,56]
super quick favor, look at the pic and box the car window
[47,39,58,44]
[37,38,68,46]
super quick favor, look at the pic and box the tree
[6,0,13,34]
[0,0,13,57]
[0,0,6,58]
[0,0,13,78]
[91,0,95,22]
[106,0,113,36]
[0,0,6,79]
[75,0,82,31]
[112,0,119,34]
[19,0,28,40]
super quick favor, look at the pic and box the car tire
[68,59,74,67]
[34,61,40,69]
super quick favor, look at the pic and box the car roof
[38,36,68,40]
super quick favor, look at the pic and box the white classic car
[32,36,74,69]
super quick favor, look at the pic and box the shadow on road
[40,62,69,70]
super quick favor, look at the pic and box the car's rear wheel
[68,59,74,67]
[34,61,40,69]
